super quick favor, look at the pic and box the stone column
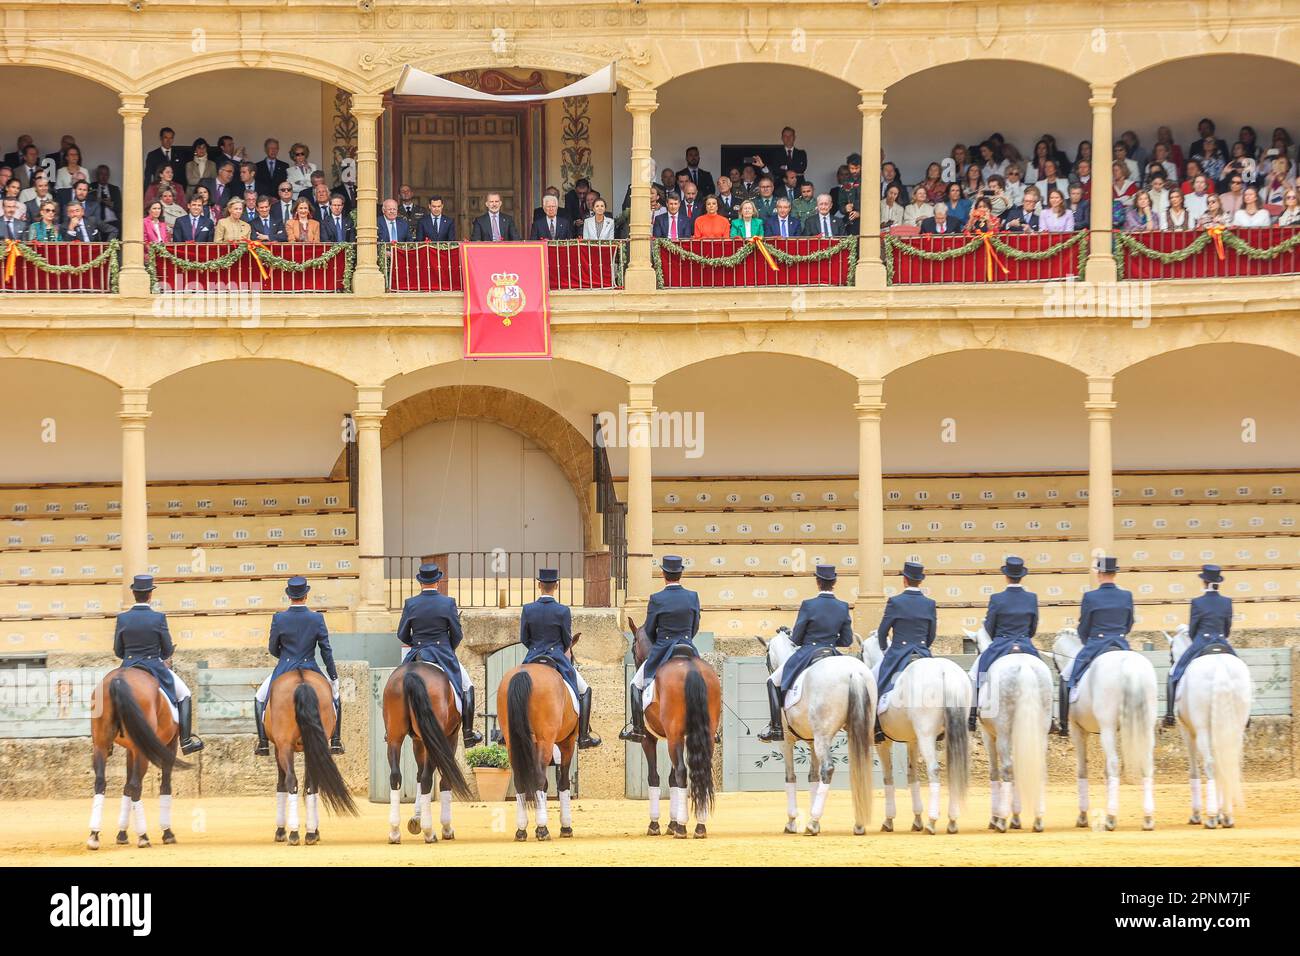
[1087,85,1118,283]
[119,388,151,607]
[855,91,887,290]
[350,94,386,296]
[1086,376,1117,576]
[625,382,656,622]
[353,385,389,630]
[118,94,150,297]
[623,89,659,294]
[855,378,887,629]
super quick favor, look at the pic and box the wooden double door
[398,109,525,241]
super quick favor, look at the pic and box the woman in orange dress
[691,195,731,239]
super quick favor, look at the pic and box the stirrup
[618,723,645,743]
[181,736,205,755]
[757,723,784,743]
[1162,713,1176,728]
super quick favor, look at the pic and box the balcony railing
[384,551,620,610]
[0,240,120,293]
[383,240,627,292]
[884,230,1087,284]
[1116,225,1300,280]
[147,241,355,292]
[653,236,858,288]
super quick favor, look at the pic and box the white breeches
[631,661,647,690]
[172,670,192,703]
[572,669,590,695]
[767,660,787,687]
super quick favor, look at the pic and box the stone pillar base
[351,267,386,296]
[855,258,886,290]
[623,265,656,294]
[118,267,152,297]
[1085,255,1118,284]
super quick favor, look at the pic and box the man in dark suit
[3,134,34,171]
[321,195,355,242]
[68,182,118,239]
[145,127,189,188]
[172,196,216,242]
[298,170,329,204]
[200,162,241,214]
[619,556,701,743]
[88,166,122,219]
[678,182,704,222]
[0,199,28,240]
[394,184,425,236]
[803,194,846,237]
[332,178,358,212]
[418,196,456,241]
[249,196,287,242]
[919,204,962,234]
[377,199,412,242]
[651,195,693,239]
[271,182,297,226]
[211,136,239,173]
[1068,184,1090,232]
[469,192,521,241]
[563,178,593,222]
[46,135,77,170]
[13,145,44,190]
[530,195,573,239]
[519,568,601,750]
[677,147,716,201]
[253,139,290,196]
[759,127,809,184]
[714,176,740,219]
[307,183,335,223]
[61,202,103,242]
[777,169,801,204]
[765,198,803,238]
[1000,186,1042,232]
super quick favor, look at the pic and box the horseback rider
[114,574,204,755]
[758,564,854,743]
[519,567,601,749]
[1164,565,1238,727]
[396,562,482,748]
[1058,556,1133,736]
[618,555,701,743]
[253,576,341,757]
[872,561,937,743]
[969,556,1040,730]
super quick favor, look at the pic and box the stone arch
[0,57,133,95]
[360,45,654,95]
[139,54,366,96]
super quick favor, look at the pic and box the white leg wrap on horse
[117,795,131,829]
[1189,777,1203,812]
[89,793,105,831]
[648,786,661,822]
[387,789,400,828]
[786,782,798,819]
[516,793,528,829]
[131,800,146,836]
[668,787,680,825]
[1077,777,1090,811]
[278,791,289,827]
[419,791,432,833]
[675,786,689,825]
[884,783,897,819]
[1107,776,1120,816]
[697,802,709,824]
[440,791,452,827]
[558,790,572,827]
[929,781,941,821]
[1013,787,1022,815]
[306,794,319,832]
[1142,777,1155,816]
[909,781,922,814]
[286,792,299,831]
[1000,781,1013,819]
[810,781,831,821]
[1206,779,1219,817]
[158,794,172,830]
[535,791,549,828]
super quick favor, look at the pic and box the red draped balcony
[652,236,858,288]
[0,240,120,293]
[147,241,355,293]
[1116,225,1300,280]
[884,230,1087,284]
[383,240,626,292]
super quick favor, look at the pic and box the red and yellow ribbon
[979,233,1009,281]
[243,238,270,280]
[2,239,18,284]
[1205,224,1226,260]
[749,235,779,272]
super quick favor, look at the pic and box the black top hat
[536,568,559,584]
[1000,556,1028,579]
[901,561,926,582]
[814,564,838,583]
[1199,564,1224,584]
[130,574,156,593]
[1095,556,1119,574]
[285,575,310,599]
[659,555,685,574]
[416,562,444,584]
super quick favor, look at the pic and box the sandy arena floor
[2,781,1297,866]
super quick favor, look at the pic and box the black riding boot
[329,698,345,755]
[1163,672,1177,727]
[968,705,979,732]
[757,680,785,742]
[178,697,204,755]
[1057,678,1071,737]
[577,687,602,749]
[462,686,483,747]
[618,685,646,742]
[253,698,270,756]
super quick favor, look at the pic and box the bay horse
[87,668,191,850]
[1163,624,1252,828]
[627,617,721,839]
[382,660,473,844]
[265,669,357,844]
[1048,627,1158,831]
[497,633,582,841]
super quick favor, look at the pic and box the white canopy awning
[394,63,617,101]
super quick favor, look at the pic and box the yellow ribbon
[1205,224,1226,260]
[244,238,270,280]
[979,233,1010,281]
[2,239,17,284]
[749,235,779,272]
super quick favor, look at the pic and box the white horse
[1047,627,1158,831]
[964,628,1053,832]
[757,628,876,836]
[1164,624,1252,828]
[861,632,970,834]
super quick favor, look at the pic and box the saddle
[529,654,568,674]
[1189,642,1231,663]
[668,643,698,660]
[805,646,839,667]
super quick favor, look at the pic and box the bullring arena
[2,0,1300,870]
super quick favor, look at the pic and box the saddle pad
[529,658,580,715]
[160,690,178,725]
[782,667,815,711]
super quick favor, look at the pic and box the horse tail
[505,671,544,805]
[845,667,874,827]
[402,671,472,801]
[943,667,970,812]
[109,675,190,770]
[1009,664,1045,821]
[1209,661,1245,812]
[1118,659,1154,785]
[294,682,357,816]
[684,666,716,819]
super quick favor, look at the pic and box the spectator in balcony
[1196,137,1226,182]
[1277,189,1300,226]
[531,194,573,240]
[1035,159,1069,205]
[0,198,27,240]
[940,181,971,224]
[1150,142,1178,182]
[269,181,296,226]
[158,187,185,228]
[1195,193,1230,229]
[1163,188,1191,231]
[1188,119,1229,165]
[881,161,905,200]
[240,187,261,227]
[19,174,55,219]
[418,196,455,241]
[714,176,739,219]
[1069,158,1092,191]
[1074,139,1093,172]
[307,182,334,223]
[145,164,184,208]
[238,162,260,202]
[142,199,170,243]
[652,195,692,240]
[172,195,215,242]
[284,143,316,196]
[200,162,240,213]
[1112,142,1139,184]
[679,181,703,222]
[1146,172,1171,220]
[1259,153,1295,205]
[2,178,22,216]
[299,170,329,204]
[880,182,906,230]
[762,126,807,182]
[777,168,801,205]
[255,139,289,196]
[1271,128,1297,165]
[659,167,677,196]
[1117,130,1146,174]
[1039,188,1074,233]
[1236,126,1259,161]
[792,181,818,222]
[805,193,846,237]
[1002,164,1026,205]
[689,196,728,239]
[28,200,62,241]
[1184,174,1212,221]
[3,134,33,171]
[564,177,594,223]
[62,201,102,242]
[735,165,760,200]
[983,175,1010,216]
[322,195,355,242]
[677,147,714,200]
[582,197,616,239]
[1067,183,1090,231]
[213,135,244,171]
[470,192,520,241]
[1153,126,1184,177]
[69,181,117,239]
[1232,187,1271,228]
[902,185,934,228]
[214,198,252,242]
[730,199,764,238]
[830,164,852,212]
[1124,190,1160,232]
[951,144,972,180]
[14,144,44,190]
[920,162,946,203]
[765,197,803,239]
[285,198,321,243]
[961,164,984,200]
[919,203,960,235]
[648,185,668,226]
[89,166,121,218]
[1217,172,1246,217]
[979,140,1008,181]
[391,184,422,234]
[146,127,188,188]
[964,197,1000,234]
[189,184,214,220]
[1028,139,1054,183]
[1180,158,1214,195]
[532,185,562,222]
[184,139,214,190]
[1220,145,1255,190]
[1112,161,1138,208]
[1001,185,1042,232]
[54,145,89,197]
[251,196,288,242]
[751,176,778,220]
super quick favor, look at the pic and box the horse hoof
[673,824,688,840]
[388,829,401,845]
[881,819,894,833]
[137,835,150,848]
[1076,812,1089,829]
[911,815,923,832]
[442,827,455,841]
[407,816,421,835]
[694,825,707,839]
[925,820,937,835]
[993,817,1007,834]
[87,831,100,851]
[1188,813,1202,826]
[1203,817,1218,830]
[305,830,320,845]
[560,826,574,839]
[804,821,820,836]
[288,830,300,845]
[947,820,959,835]
[1104,816,1117,832]
[1142,816,1155,832]
[162,829,176,845]
[275,827,287,843]
[646,822,661,836]
[854,825,866,836]
[1010,814,1022,830]
[536,826,550,842]
[1222,817,1235,829]
[514,829,528,842]
[423,830,437,844]
[1033,818,1044,833]
[116,830,129,846]
[785,820,799,834]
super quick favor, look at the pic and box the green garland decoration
[146,241,356,292]
[1113,228,1300,281]
[4,239,120,292]
[882,230,1088,284]
[651,235,859,288]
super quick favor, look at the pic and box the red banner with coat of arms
[461,242,551,359]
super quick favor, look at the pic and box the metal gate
[485,642,577,797]
[368,667,420,802]
[623,632,715,799]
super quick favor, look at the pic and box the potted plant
[465,744,511,802]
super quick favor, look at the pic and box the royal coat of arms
[486,271,525,325]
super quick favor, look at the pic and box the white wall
[382,418,581,556]
[0,361,121,483]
